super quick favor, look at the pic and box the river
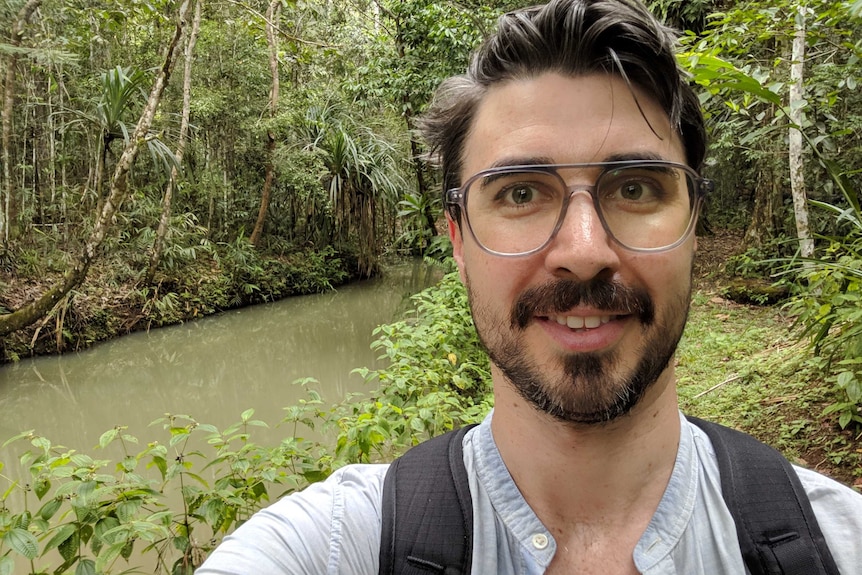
[0,260,442,456]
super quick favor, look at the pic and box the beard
[467,275,691,425]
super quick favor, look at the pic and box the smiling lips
[550,314,614,330]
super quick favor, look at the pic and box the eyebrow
[488,156,556,169]
[487,151,673,169]
[602,152,670,163]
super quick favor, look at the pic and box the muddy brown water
[0,260,442,456]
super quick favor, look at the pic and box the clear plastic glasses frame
[445,160,714,257]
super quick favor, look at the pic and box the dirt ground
[693,228,745,292]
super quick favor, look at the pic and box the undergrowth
[1,270,859,574]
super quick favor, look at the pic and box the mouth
[511,279,653,331]
[548,313,615,330]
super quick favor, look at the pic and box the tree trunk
[789,5,813,259]
[250,0,281,247]
[1,0,43,245]
[745,159,782,248]
[406,122,438,238]
[397,34,437,241]
[0,0,192,338]
[147,0,203,284]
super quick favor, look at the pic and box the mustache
[511,278,654,329]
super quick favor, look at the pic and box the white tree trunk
[1,0,44,245]
[789,5,813,259]
[147,0,203,283]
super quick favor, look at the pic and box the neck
[490,368,681,531]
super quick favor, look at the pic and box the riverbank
[0,232,858,575]
[0,244,357,363]
[2,230,860,489]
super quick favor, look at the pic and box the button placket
[531,533,549,550]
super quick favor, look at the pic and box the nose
[543,190,621,281]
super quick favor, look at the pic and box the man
[197,0,862,573]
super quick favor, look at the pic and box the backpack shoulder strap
[379,425,477,575]
[687,416,840,575]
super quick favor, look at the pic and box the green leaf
[149,455,168,479]
[120,538,134,560]
[58,528,80,562]
[2,430,34,448]
[95,541,125,573]
[42,523,77,555]
[38,498,62,521]
[1,481,18,500]
[0,556,13,575]
[76,481,96,505]
[76,558,96,575]
[5,527,39,559]
[94,516,121,544]
[172,558,195,575]
[117,499,141,523]
[34,478,50,500]
[99,429,119,449]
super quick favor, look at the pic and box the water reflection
[0,261,441,452]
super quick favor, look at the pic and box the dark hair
[418,0,707,219]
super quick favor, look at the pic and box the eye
[620,182,648,201]
[477,171,560,213]
[601,173,665,204]
[611,178,661,202]
[506,184,536,205]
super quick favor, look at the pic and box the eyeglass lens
[463,164,696,254]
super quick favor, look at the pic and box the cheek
[627,250,694,303]
[462,249,542,306]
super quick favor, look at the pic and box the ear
[448,214,467,284]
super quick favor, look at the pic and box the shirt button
[531,533,549,550]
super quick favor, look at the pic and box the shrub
[789,199,862,429]
[0,267,489,573]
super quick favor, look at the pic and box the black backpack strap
[687,416,840,575]
[379,425,476,575]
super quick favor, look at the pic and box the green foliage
[679,291,861,475]
[788,200,862,429]
[0,267,493,572]
[682,5,862,429]
[348,0,500,117]
[0,407,335,575]
[94,66,149,144]
[681,0,862,239]
[395,192,439,255]
[724,236,795,279]
[647,0,715,33]
[342,271,491,460]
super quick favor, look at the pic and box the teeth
[553,315,612,329]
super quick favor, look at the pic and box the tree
[250,0,281,247]
[682,0,862,254]
[303,110,403,278]
[0,0,193,337]
[85,66,150,213]
[1,0,43,245]
[147,0,204,283]
[788,4,813,259]
[350,0,500,250]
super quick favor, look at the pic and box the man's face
[450,72,695,425]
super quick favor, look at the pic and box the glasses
[446,160,713,257]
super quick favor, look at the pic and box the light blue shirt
[197,412,862,574]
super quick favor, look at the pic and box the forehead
[462,72,686,176]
